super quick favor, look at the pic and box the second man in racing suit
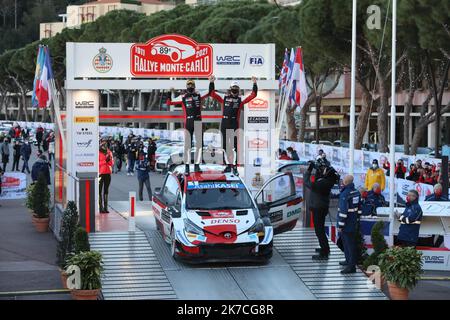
[209,75,258,173]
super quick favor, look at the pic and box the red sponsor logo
[77,162,94,167]
[248,138,268,149]
[206,210,234,219]
[2,176,20,187]
[209,218,240,225]
[248,98,268,110]
[130,34,213,77]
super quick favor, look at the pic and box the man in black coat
[31,154,51,185]
[304,158,340,260]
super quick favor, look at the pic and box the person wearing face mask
[395,159,407,179]
[361,183,387,216]
[20,139,32,174]
[166,77,214,173]
[425,184,448,201]
[99,138,114,214]
[304,158,340,260]
[364,159,385,192]
[209,75,258,174]
[337,175,361,274]
[396,190,423,247]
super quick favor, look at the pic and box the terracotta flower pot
[387,281,409,300]
[71,289,100,300]
[60,269,68,289]
[33,216,49,232]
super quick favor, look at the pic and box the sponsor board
[0,172,27,200]
[130,34,213,77]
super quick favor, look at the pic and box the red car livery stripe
[153,197,167,209]
[204,224,238,244]
[187,172,227,181]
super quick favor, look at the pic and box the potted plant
[379,246,423,300]
[362,220,388,272]
[56,201,79,288]
[30,173,51,232]
[25,183,36,215]
[74,226,91,253]
[66,251,103,300]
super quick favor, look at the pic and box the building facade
[40,0,176,40]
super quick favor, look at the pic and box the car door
[153,174,180,241]
[254,172,302,235]
[278,163,308,197]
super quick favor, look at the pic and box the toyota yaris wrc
[152,164,302,263]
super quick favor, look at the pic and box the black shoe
[315,248,322,253]
[340,267,356,274]
[312,254,329,261]
[194,164,201,172]
[232,166,239,175]
[339,261,348,266]
[185,164,190,174]
[224,164,232,173]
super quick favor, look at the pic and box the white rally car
[152,164,302,263]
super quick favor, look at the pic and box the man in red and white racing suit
[209,75,258,173]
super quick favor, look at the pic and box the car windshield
[186,181,254,210]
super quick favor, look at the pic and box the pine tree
[56,201,79,269]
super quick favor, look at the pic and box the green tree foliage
[56,201,79,268]
[74,226,91,254]
[363,220,388,270]
[31,173,51,218]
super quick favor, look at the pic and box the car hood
[185,209,256,236]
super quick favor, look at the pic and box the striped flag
[278,48,289,91]
[36,47,54,108]
[289,47,308,109]
[32,46,45,107]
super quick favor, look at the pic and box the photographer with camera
[304,157,340,260]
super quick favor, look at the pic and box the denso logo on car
[209,218,240,225]
[130,34,213,77]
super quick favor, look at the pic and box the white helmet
[230,81,240,88]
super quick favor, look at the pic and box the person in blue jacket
[361,183,387,216]
[20,139,32,174]
[425,184,448,202]
[135,152,152,201]
[396,190,423,247]
[337,175,361,274]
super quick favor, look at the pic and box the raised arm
[166,89,183,106]
[240,76,258,106]
[208,75,224,104]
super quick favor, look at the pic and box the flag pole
[388,0,397,246]
[349,0,357,176]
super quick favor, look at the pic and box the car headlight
[249,218,265,236]
[184,219,204,236]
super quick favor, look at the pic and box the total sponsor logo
[249,55,264,66]
[77,162,94,167]
[216,55,240,65]
[248,98,268,110]
[75,101,95,109]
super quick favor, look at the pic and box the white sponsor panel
[0,172,27,200]
[70,42,274,79]
[71,90,99,173]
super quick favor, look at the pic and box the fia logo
[249,55,264,66]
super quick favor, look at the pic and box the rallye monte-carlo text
[152,164,302,263]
